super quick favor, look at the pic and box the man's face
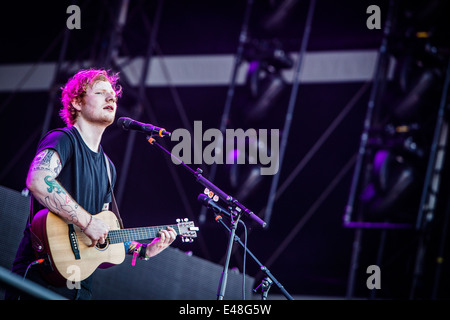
[75,80,117,127]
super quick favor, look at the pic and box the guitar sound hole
[96,241,108,250]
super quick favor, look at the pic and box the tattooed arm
[26,148,110,247]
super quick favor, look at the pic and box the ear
[71,98,83,111]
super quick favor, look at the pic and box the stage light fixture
[360,144,424,222]
[393,67,440,122]
[245,70,288,122]
[243,38,293,123]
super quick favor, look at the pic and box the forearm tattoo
[42,176,79,223]
[44,176,63,193]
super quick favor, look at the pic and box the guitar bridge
[68,224,81,260]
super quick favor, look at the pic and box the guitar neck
[107,224,179,244]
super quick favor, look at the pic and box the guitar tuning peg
[176,218,181,223]
[184,218,188,222]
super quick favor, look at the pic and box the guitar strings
[106,225,180,244]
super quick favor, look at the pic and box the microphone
[117,117,171,137]
[198,194,229,215]
[198,194,267,228]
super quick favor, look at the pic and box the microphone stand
[217,206,242,300]
[198,194,294,300]
[254,277,273,300]
[146,136,266,228]
[145,135,293,300]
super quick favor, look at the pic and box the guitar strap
[104,154,124,229]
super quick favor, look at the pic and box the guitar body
[31,209,125,287]
[31,208,198,287]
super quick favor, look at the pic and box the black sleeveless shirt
[35,126,116,215]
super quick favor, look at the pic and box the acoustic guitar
[30,209,198,286]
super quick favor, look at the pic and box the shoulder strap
[104,154,124,229]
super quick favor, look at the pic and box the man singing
[6,68,177,300]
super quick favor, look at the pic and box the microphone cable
[23,258,45,280]
[18,258,45,300]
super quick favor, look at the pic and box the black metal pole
[263,0,316,227]
[343,0,396,225]
[410,57,450,299]
[0,266,66,300]
[216,211,241,300]
[104,0,130,67]
[198,0,254,225]
[116,0,164,206]
[370,228,387,300]
[432,175,450,299]
[343,0,396,300]
[414,58,450,230]
[40,18,72,138]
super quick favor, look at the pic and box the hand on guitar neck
[145,226,177,258]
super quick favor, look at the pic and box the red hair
[60,69,122,126]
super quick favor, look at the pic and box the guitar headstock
[176,218,199,243]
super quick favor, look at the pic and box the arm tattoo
[43,194,79,223]
[41,150,54,166]
[30,150,56,173]
[54,160,62,175]
[44,176,63,193]
[42,175,79,223]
